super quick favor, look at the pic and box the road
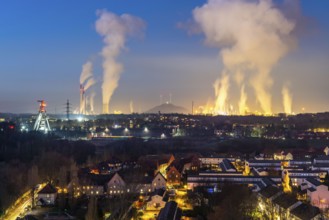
[1,183,46,220]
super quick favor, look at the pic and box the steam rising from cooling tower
[95,10,145,114]
[79,61,96,114]
[129,100,134,114]
[213,74,229,114]
[86,91,96,114]
[193,0,297,115]
[282,85,293,114]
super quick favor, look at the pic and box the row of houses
[259,185,321,220]
[68,154,199,198]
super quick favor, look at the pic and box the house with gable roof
[152,172,166,191]
[107,172,126,194]
[37,183,57,206]
[146,188,167,210]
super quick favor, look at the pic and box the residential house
[110,167,153,194]
[166,166,181,186]
[305,178,329,209]
[74,170,110,196]
[37,184,57,206]
[152,172,166,191]
[146,189,167,210]
[107,173,126,194]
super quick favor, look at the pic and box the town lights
[144,127,149,133]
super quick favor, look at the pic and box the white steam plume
[238,84,247,115]
[129,100,134,114]
[79,61,96,114]
[85,92,96,115]
[89,91,96,114]
[84,78,96,91]
[282,84,293,114]
[193,0,296,115]
[80,61,93,85]
[95,10,145,114]
[213,73,229,114]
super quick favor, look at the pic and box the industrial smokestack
[95,10,145,114]
[79,84,85,114]
[193,0,297,115]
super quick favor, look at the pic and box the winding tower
[33,100,51,132]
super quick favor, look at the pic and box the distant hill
[145,103,188,114]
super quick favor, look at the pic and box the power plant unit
[80,84,85,115]
[33,100,51,132]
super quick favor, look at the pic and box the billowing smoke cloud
[193,0,297,115]
[95,10,145,114]
[282,84,293,114]
[79,61,96,114]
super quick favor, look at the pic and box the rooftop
[306,177,322,187]
[291,203,320,220]
[273,193,298,209]
[315,155,329,160]
[157,201,182,220]
[38,183,57,194]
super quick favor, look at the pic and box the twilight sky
[0,0,328,114]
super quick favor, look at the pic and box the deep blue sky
[0,0,328,114]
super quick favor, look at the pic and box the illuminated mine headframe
[33,100,51,132]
